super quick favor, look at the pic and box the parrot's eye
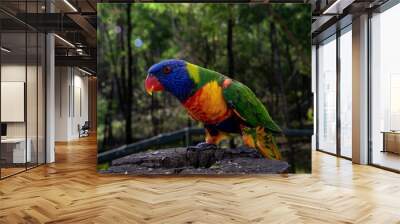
[162,66,172,75]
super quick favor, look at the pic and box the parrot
[144,59,282,160]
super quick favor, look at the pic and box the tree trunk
[103,83,114,149]
[227,18,234,77]
[269,20,289,128]
[227,11,235,148]
[125,3,133,143]
[285,42,303,128]
[151,95,158,136]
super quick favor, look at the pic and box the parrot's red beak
[145,74,164,95]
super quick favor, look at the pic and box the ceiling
[311,0,390,43]
[0,0,97,74]
[2,0,391,72]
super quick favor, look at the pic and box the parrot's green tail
[255,127,282,160]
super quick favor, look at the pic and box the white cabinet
[1,138,32,163]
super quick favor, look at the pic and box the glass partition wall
[315,0,400,172]
[370,3,400,171]
[0,2,46,179]
[0,31,27,177]
[339,26,352,159]
[316,25,353,159]
[317,35,337,154]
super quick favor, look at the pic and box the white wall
[1,65,37,138]
[55,67,89,141]
[55,67,69,141]
[1,65,26,141]
[72,72,89,138]
[1,63,46,164]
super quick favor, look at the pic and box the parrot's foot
[187,142,218,151]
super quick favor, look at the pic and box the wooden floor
[0,136,400,224]
[1,167,26,178]
[372,150,400,171]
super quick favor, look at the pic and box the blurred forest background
[98,3,312,172]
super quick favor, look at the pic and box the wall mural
[97,3,312,174]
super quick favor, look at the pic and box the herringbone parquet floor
[1,136,400,224]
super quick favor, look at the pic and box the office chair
[79,121,90,138]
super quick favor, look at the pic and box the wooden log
[100,146,289,175]
[97,127,312,164]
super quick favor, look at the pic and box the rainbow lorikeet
[145,59,282,160]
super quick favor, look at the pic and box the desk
[382,131,400,154]
[1,138,31,163]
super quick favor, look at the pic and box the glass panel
[317,35,337,154]
[26,1,39,168]
[38,32,45,165]
[0,8,2,179]
[371,4,400,171]
[0,0,46,178]
[27,31,38,169]
[1,30,28,177]
[0,19,2,178]
[312,45,317,151]
[339,27,352,158]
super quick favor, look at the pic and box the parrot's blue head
[145,59,194,102]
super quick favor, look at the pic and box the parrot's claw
[187,142,217,151]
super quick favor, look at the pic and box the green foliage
[97,3,312,153]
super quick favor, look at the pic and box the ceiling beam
[67,13,96,47]
[55,55,96,72]
[322,0,356,14]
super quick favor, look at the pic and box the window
[339,26,352,158]
[0,1,47,179]
[370,3,400,171]
[317,35,337,154]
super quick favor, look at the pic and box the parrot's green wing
[222,80,282,133]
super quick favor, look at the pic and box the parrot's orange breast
[183,81,231,124]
